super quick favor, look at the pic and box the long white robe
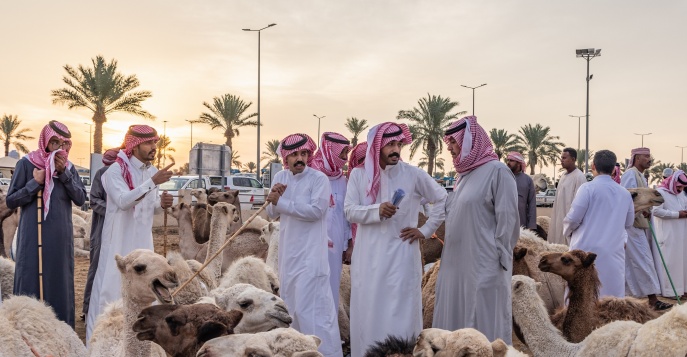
[326,175,350,310]
[549,169,587,245]
[344,162,447,357]
[86,156,161,342]
[564,175,635,298]
[266,167,342,357]
[652,188,687,297]
[621,168,661,297]
[432,160,519,344]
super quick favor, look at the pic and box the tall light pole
[313,114,326,139]
[162,120,168,167]
[568,115,585,153]
[243,23,277,182]
[460,83,487,115]
[634,132,652,147]
[84,123,92,154]
[186,119,196,149]
[677,145,687,165]
[576,48,601,173]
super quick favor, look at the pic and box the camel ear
[221,204,230,214]
[229,190,239,199]
[115,255,127,273]
[631,191,638,200]
[513,280,523,291]
[179,202,186,209]
[225,310,244,330]
[309,335,321,347]
[165,314,187,336]
[491,339,508,357]
[582,252,597,267]
[197,321,228,343]
[513,247,528,261]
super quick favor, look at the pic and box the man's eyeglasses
[48,140,65,148]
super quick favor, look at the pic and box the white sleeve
[344,168,382,225]
[103,165,157,211]
[413,168,447,238]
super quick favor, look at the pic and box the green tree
[197,94,258,149]
[576,149,594,172]
[154,135,175,169]
[261,139,281,169]
[397,94,466,176]
[649,161,672,185]
[344,117,369,146]
[230,150,242,169]
[515,124,564,175]
[51,55,154,153]
[489,128,523,161]
[0,114,34,156]
[174,162,189,175]
[244,161,257,173]
[418,156,445,172]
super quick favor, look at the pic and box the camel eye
[561,257,572,264]
[133,264,146,273]
[238,299,253,309]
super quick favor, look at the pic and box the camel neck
[206,213,230,281]
[514,295,578,356]
[563,270,599,343]
[122,296,154,357]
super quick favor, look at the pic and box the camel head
[259,222,280,244]
[437,329,507,357]
[169,202,191,220]
[133,303,243,357]
[190,188,208,204]
[211,283,292,333]
[197,328,322,357]
[511,275,544,315]
[530,174,548,192]
[538,250,597,282]
[212,202,240,224]
[628,187,664,213]
[512,246,534,278]
[208,190,239,206]
[115,249,179,305]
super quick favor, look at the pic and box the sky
[2,0,686,178]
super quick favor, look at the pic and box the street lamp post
[162,120,168,167]
[186,120,196,149]
[313,114,326,139]
[576,48,601,173]
[243,23,277,182]
[460,83,487,115]
[84,123,92,154]
[634,132,652,147]
[568,115,585,153]
[677,145,687,165]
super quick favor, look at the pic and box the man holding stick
[266,133,342,357]
[86,125,174,340]
[7,120,86,328]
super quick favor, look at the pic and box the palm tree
[649,161,672,185]
[515,124,564,175]
[197,94,258,149]
[576,149,594,172]
[51,55,154,153]
[489,128,524,161]
[397,94,466,176]
[261,139,281,169]
[174,163,189,175]
[154,135,175,169]
[230,150,242,170]
[345,117,369,146]
[678,163,687,172]
[244,162,257,173]
[0,114,34,156]
[418,156,445,173]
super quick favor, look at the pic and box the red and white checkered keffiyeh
[629,147,651,168]
[659,170,687,195]
[27,121,73,219]
[506,151,527,173]
[347,142,367,178]
[364,123,412,204]
[102,148,119,166]
[278,133,317,169]
[612,165,622,184]
[310,132,351,179]
[443,116,498,176]
[116,125,159,190]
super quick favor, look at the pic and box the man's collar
[129,156,151,170]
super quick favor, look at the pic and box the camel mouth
[538,259,551,272]
[232,215,240,223]
[151,279,174,304]
[266,305,292,326]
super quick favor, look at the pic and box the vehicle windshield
[80,176,91,186]
[159,177,188,191]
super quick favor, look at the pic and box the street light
[634,132,652,147]
[677,145,687,165]
[163,120,168,167]
[460,83,487,115]
[243,23,277,182]
[568,115,585,153]
[186,119,197,149]
[84,123,92,154]
[313,114,326,139]
[576,47,601,173]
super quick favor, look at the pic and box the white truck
[536,188,556,207]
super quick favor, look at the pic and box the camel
[208,283,292,333]
[628,187,665,213]
[219,256,280,295]
[190,189,212,244]
[364,335,415,357]
[3,209,18,258]
[88,249,179,357]
[413,328,527,357]
[0,256,14,300]
[0,186,17,258]
[535,216,550,240]
[417,212,444,265]
[538,250,659,343]
[196,327,323,357]
[530,173,548,192]
[261,221,280,274]
[208,190,242,223]
[132,303,243,357]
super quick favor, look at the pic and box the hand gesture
[400,227,425,244]
[152,163,174,185]
[379,202,397,219]
[33,168,46,185]
[267,183,287,205]
[160,191,173,209]
[54,154,67,174]
[679,210,687,219]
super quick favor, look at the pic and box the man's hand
[152,163,174,185]
[679,210,687,219]
[400,227,425,244]
[54,154,67,174]
[343,244,353,264]
[379,202,397,219]
[267,184,287,205]
[160,191,173,209]
[33,168,46,185]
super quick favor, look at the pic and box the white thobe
[564,175,635,298]
[344,162,447,357]
[549,169,587,245]
[652,188,687,297]
[326,175,351,310]
[86,156,161,342]
[621,168,661,297]
[266,167,342,357]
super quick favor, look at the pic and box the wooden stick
[171,201,270,297]
[36,190,44,302]
[163,209,168,257]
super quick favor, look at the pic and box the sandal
[653,300,673,311]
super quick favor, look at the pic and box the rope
[648,221,681,305]
[430,233,444,245]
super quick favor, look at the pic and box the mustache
[294,161,306,166]
[388,152,400,159]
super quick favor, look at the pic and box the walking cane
[648,221,681,305]
[36,190,44,302]
[172,201,269,298]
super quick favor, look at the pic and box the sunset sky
[2,0,686,177]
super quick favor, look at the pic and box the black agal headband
[281,135,308,150]
[49,120,71,139]
[127,125,158,138]
[444,121,467,136]
[382,127,403,138]
[324,134,350,145]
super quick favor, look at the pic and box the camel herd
[0,185,686,356]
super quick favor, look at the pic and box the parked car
[209,175,267,209]
[536,188,556,207]
[0,178,11,186]
[80,176,92,209]
[159,175,210,205]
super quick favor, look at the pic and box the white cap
[663,168,674,178]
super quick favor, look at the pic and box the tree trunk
[4,141,9,157]
[351,135,358,147]
[93,111,107,154]
[224,128,233,148]
[427,140,436,177]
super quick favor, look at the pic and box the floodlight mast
[576,48,601,173]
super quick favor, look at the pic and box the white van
[159,175,210,205]
[209,175,267,208]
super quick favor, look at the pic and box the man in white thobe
[549,148,588,245]
[652,170,687,299]
[621,147,671,310]
[86,125,174,341]
[310,132,352,311]
[345,122,447,357]
[432,117,519,343]
[267,133,342,357]
[564,150,635,298]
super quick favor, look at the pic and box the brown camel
[417,213,444,265]
[539,250,660,343]
[0,187,18,257]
